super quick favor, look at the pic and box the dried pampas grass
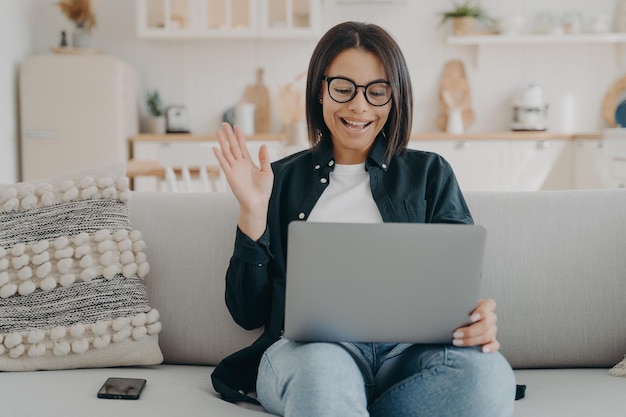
[58,0,96,32]
[276,72,307,127]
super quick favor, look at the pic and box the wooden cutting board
[241,67,271,134]
[602,75,626,127]
[435,60,475,132]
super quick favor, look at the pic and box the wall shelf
[446,33,626,68]
[447,33,626,46]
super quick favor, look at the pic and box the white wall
[0,0,35,183]
[25,0,624,137]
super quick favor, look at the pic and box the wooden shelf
[410,131,602,141]
[447,33,626,68]
[130,133,286,142]
[447,33,626,46]
[132,131,601,144]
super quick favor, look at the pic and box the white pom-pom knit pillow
[0,165,163,371]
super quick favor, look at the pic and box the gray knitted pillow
[0,165,162,371]
[610,357,626,378]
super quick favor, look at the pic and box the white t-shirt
[307,163,383,224]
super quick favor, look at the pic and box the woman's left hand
[452,298,500,353]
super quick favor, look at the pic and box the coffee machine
[512,84,549,131]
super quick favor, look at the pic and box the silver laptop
[284,222,487,344]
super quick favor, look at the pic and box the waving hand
[213,123,274,241]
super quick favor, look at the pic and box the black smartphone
[97,377,146,400]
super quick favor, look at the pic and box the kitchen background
[1,0,623,184]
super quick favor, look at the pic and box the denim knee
[257,340,368,417]
[370,346,516,417]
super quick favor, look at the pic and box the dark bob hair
[305,21,413,161]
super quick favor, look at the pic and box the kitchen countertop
[130,131,603,143]
[126,131,604,190]
[409,131,602,141]
[130,133,286,142]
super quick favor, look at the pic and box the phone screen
[97,377,146,400]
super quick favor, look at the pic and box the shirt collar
[311,133,389,171]
[311,140,335,170]
[366,133,388,170]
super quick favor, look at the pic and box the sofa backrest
[465,189,626,368]
[129,189,626,369]
[129,192,261,366]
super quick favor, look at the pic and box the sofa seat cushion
[513,369,626,417]
[2,366,624,416]
[2,365,273,416]
[128,192,261,365]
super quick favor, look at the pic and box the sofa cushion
[0,365,271,417]
[513,368,626,417]
[0,165,163,371]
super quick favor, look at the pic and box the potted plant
[145,90,166,134]
[57,0,96,48]
[439,1,491,35]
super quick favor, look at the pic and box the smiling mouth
[342,118,372,130]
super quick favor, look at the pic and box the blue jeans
[256,339,516,417]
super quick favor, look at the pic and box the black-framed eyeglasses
[323,76,392,107]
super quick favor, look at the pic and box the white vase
[446,108,464,134]
[72,24,91,49]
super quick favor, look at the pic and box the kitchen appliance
[165,106,190,133]
[512,84,549,131]
[19,55,138,181]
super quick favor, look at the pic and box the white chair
[155,142,225,192]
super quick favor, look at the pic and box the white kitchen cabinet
[130,135,609,192]
[409,140,509,192]
[132,138,282,162]
[136,0,321,39]
[136,0,257,38]
[130,135,284,191]
[259,0,321,38]
[573,139,616,189]
[137,0,196,36]
[508,139,573,190]
[409,139,572,192]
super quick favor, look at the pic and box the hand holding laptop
[453,298,499,353]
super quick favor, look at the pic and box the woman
[211,21,516,417]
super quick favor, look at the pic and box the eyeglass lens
[327,77,391,106]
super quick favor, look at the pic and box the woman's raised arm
[212,123,274,241]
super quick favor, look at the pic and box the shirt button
[298,212,305,219]
[382,163,387,169]
[328,160,335,167]
[320,178,328,184]
[314,164,321,170]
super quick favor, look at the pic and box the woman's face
[321,49,391,164]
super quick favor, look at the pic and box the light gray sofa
[2,189,626,416]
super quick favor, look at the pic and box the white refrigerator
[19,54,138,181]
